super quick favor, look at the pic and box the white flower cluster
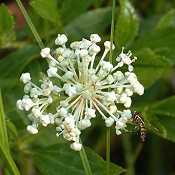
[17,34,144,151]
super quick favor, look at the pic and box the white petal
[40,48,50,58]
[20,73,31,84]
[27,125,38,134]
[70,142,82,151]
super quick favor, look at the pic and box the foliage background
[0,0,175,175]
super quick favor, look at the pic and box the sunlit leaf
[115,0,139,48]
[32,144,126,175]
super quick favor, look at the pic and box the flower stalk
[106,127,111,175]
[79,142,92,175]
[106,1,116,174]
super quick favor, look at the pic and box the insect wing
[146,122,159,133]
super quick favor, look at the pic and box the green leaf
[156,115,175,142]
[0,4,15,47]
[153,47,175,65]
[32,144,126,175]
[115,0,139,48]
[131,27,175,63]
[147,96,175,142]
[133,48,171,88]
[60,0,94,24]
[0,45,39,89]
[65,7,111,38]
[131,27,175,51]
[138,16,160,36]
[6,120,19,142]
[30,0,63,30]
[157,9,175,29]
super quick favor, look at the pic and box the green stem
[132,143,142,166]
[0,143,20,175]
[0,91,20,175]
[106,1,116,174]
[0,91,9,152]
[79,145,92,175]
[0,90,10,175]
[109,0,116,63]
[106,127,111,175]
[15,0,45,49]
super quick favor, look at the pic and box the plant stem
[109,0,116,63]
[79,145,92,175]
[0,91,9,152]
[16,0,45,49]
[106,127,111,175]
[106,1,116,174]
[0,91,20,175]
[0,143,20,175]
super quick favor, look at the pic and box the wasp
[131,111,158,142]
[132,111,146,142]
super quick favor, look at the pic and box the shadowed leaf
[32,143,126,175]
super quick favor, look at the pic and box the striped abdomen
[133,111,146,142]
